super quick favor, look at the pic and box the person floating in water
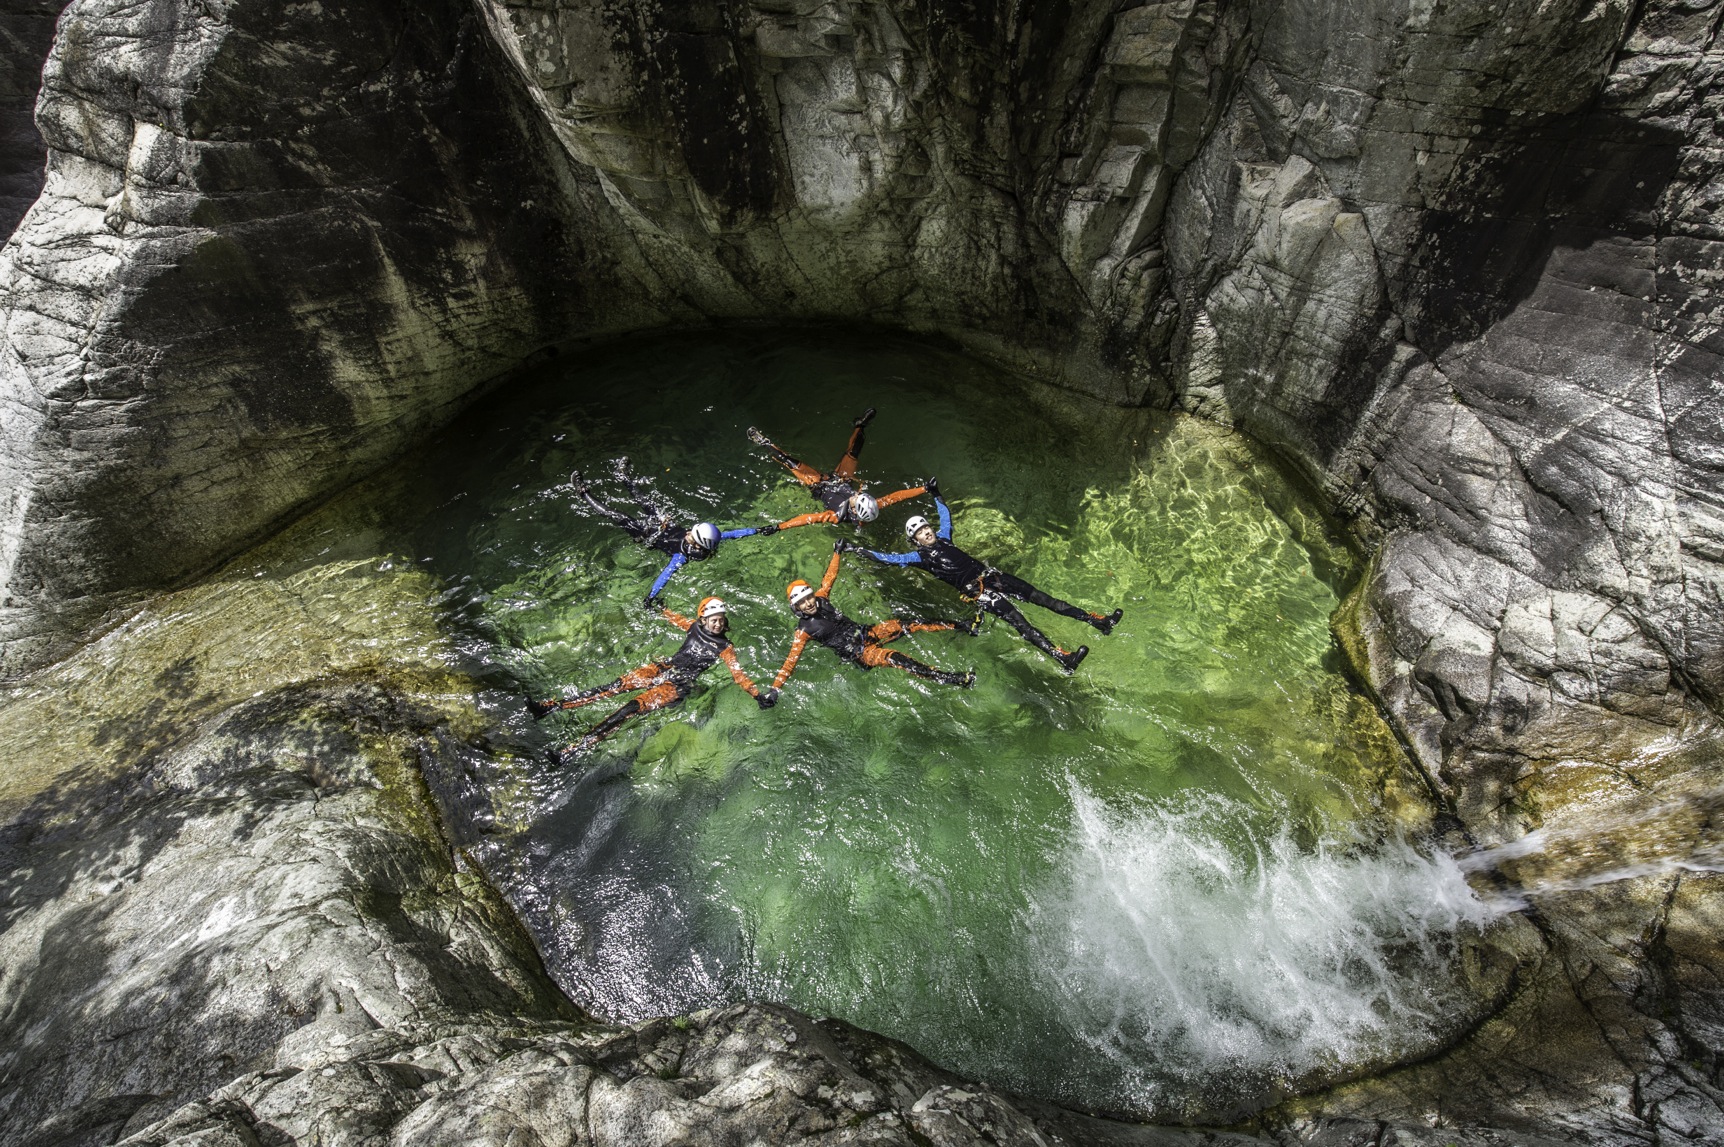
[840,478,1122,673]
[747,407,925,529]
[774,543,977,691]
[572,459,777,603]
[529,596,777,762]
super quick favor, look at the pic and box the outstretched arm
[719,646,778,707]
[776,510,839,531]
[935,495,953,541]
[773,629,811,690]
[660,608,694,632]
[817,548,842,598]
[839,540,922,566]
[719,526,762,540]
[647,554,687,601]
[875,484,926,511]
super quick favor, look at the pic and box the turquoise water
[361,331,1491,1118]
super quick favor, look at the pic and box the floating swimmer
[747,407,926,529]
[774,543,977,691]
[529,596,777,762]
[840,478,1123,674]
[572,459,778,604]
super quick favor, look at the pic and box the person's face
[700,612,728,635]
[683,536,710,558]
[794,595,818,616]
[913,526,937,547]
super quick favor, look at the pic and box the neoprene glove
[924,476,940,498]
[834,539,862,554]
[756,687,780,709]
[759,523,779,536]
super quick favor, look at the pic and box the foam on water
[1025,783,1499,1112]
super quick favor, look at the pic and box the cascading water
[54,328,1513,1119]
[1028,785,1497,1114]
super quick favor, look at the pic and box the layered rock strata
[1,0,1717,798]
[3,0,1723,1144]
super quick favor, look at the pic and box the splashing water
[1026,784,1499,1115]
[209,329,1508,1117]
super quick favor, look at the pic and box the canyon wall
[3,0,1723,1143]
[2,0,1718,812]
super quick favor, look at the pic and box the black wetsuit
[855,496,1117,666]
[773,551,971,688]
[578,473,765,600]
[795,598,873,662]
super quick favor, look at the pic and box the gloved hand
[924,475,940,498]
[643,593,661,610]
[747,427,769,445]
[756,687,780,709]
[758,523,779,536]
[834,539,862,554]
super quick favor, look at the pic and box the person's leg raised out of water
[746,410,925,532]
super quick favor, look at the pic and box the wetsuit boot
[1059,645,1090,674]
[1091,609,1124,635]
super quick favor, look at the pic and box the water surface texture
[344,332,1494,1118]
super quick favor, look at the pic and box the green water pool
[327,330,1492,1118]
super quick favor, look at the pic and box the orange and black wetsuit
[774,550,975,689]
[531,609,775,761]
[748,409,924,529]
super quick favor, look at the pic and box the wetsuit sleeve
[858,547,922,566]
[935,496,953,541]
[719,646,763,697]
[719,527,756,540]
[773,629,811,690]
[660,608,694,632]
[647,553,686,599]
[817,550,842,597]
[776,510,840,531]
[876,485,926,510]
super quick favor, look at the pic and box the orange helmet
[786,580,815,607]
[698,596,727,619]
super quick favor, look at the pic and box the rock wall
[0,2,64,241]
[2,0,1718,807]
[3,0,1724,1143]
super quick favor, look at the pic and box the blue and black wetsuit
[578,470,774,602]
[849,495,1121,670]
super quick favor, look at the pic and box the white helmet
[686,522,721,555]
[848,493,880,522]
[698,596,728,619]
[905,515,932,542]
[786,580,816,607]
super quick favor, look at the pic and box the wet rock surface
[2,0,1723,1144]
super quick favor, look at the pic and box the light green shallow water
[321,330,1492,1118]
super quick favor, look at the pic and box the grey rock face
[0,0,657,674]
[0,2,63,241]
[0,678,574,1144]
[1156,0,1724,840]
[2,0,1717,815]
[112,1003,1080,1147]
[3,0,1724,1143]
